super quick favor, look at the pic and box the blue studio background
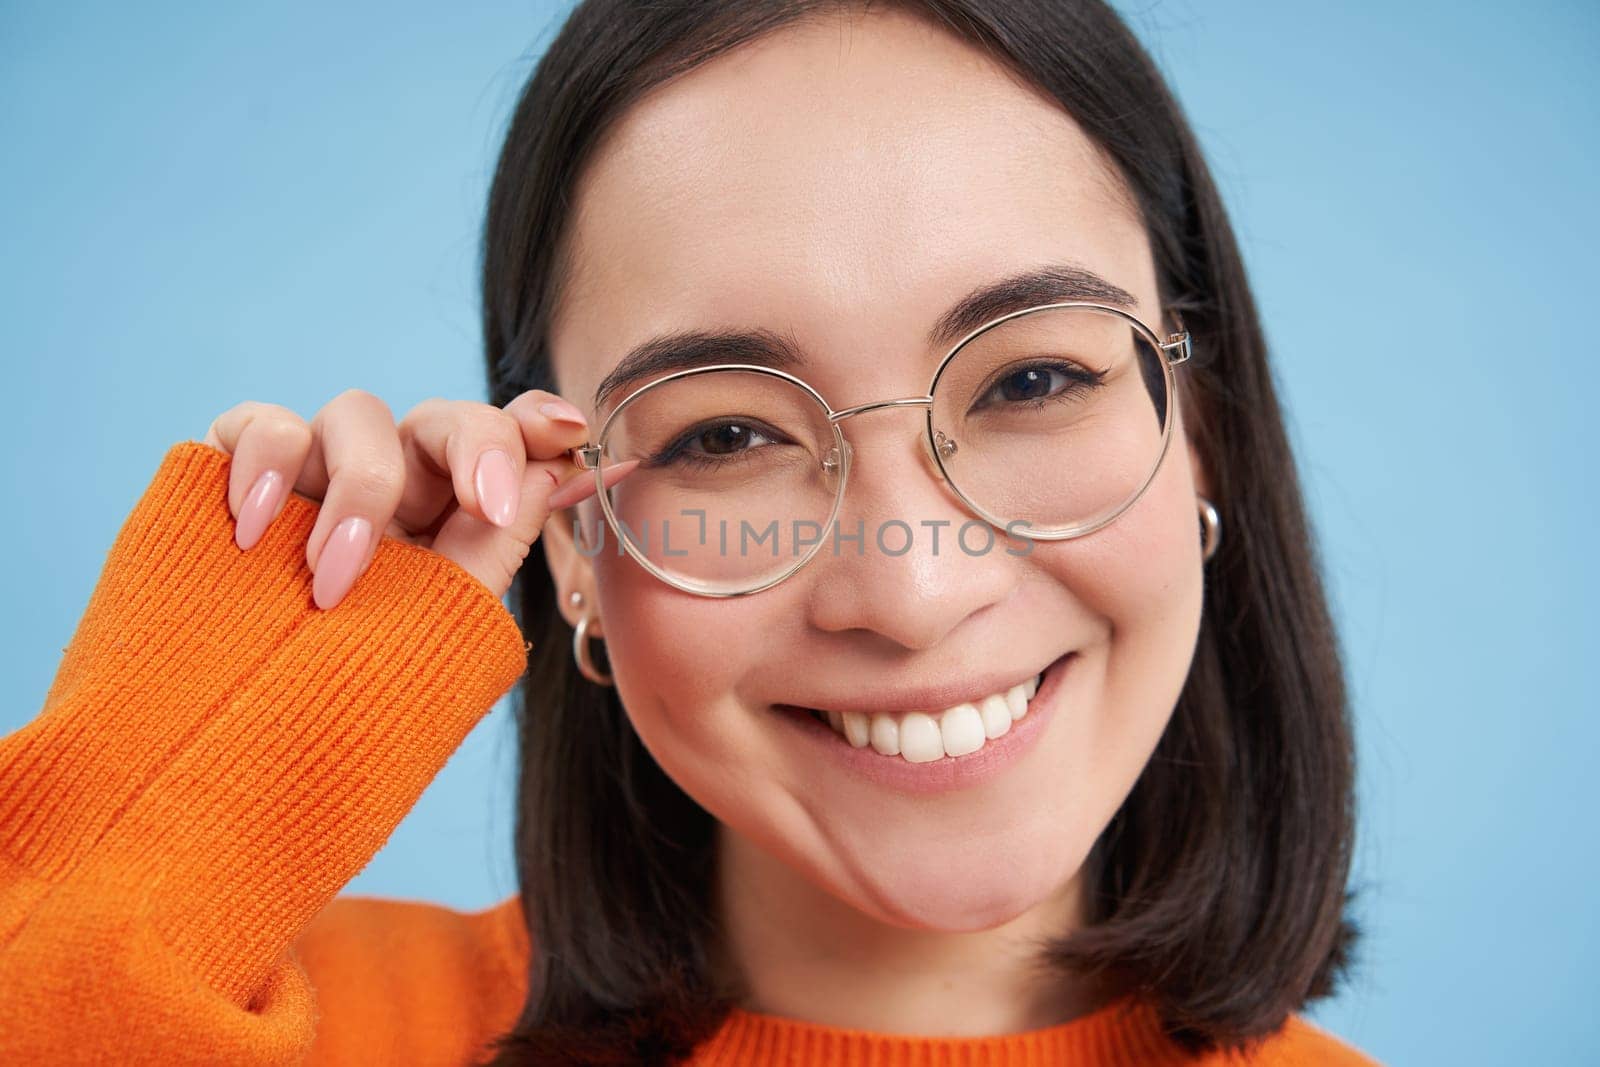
[3,3,1594,1064]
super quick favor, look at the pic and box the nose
[802,406,1018,652]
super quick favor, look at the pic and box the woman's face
[543,9,1207,935]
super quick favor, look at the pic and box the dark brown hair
[477,1,1362,1062]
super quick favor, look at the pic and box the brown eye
[646,417,790,471]
[696,422,759,455]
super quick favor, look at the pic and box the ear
[541,503,601,632]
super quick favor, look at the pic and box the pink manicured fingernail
[537,398,588,427]
[313,515,372,610]
[545,472,597,510]
[236,469,286,551]
[474,448,519,528]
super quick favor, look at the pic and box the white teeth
[898,712,944,763]
[841,710,871,748]
[940,704,986,757]
[980,693,1012,739]
[869,714,900,755]
[1004,683,1027,721]
[810,669,1048,762]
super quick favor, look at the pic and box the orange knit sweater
[0,441,1381,1065]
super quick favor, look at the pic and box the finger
[395,398,530,534]
[502,389,592,463]
[305,389,406,610]
[204,402,314,551]
[430,455,636,600]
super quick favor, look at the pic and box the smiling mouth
[774,657,1065,763]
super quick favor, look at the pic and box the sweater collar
[690,992,1187,1066]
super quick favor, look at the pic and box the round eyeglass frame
[566,301,1193,598]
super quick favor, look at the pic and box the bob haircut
[478,0,1362,1062]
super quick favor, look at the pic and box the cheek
[1023,436,1204,795]
[1035,420,1203,641]
[591,551,739,720]
[589,550,794,802]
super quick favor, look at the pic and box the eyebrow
[590,262,1138,411]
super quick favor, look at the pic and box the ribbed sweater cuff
[2,440,528,1006]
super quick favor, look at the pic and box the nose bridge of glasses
[827,394,934,423]
[819,395,943,489]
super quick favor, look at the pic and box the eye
[975,361,1107,410]
[689,421,768,455]
[649,419,786,469]
[998,366,1058,402]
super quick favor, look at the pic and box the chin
[840,828,1088,933]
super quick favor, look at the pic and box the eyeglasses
[565,301,1191,597]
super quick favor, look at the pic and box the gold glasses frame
[565,301,1192,598]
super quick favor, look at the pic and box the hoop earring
[568,591,614,687]
[1197,495,1222,563]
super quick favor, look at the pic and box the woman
[0,1,1376,1063]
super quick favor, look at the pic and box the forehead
[548,7,1154,406]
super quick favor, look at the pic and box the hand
[201,388,635,608]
